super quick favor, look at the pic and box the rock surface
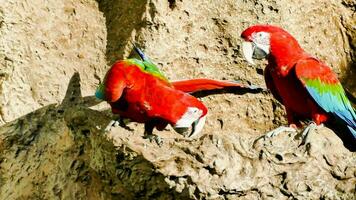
[0,0,355,199]
[0,0,107,124]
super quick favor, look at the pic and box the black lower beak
[252,46,268,60]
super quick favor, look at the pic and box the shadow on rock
[342,61,356,107]
[0,72,187,199]
[190,86,267,98]
[0,72,109,149]
[97,0,149,64]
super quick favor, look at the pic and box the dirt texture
[0,0,355,199]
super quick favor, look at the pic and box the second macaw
[96,46,257,143]
[240,25,356,151]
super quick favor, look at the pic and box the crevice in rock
[168,0,177,10]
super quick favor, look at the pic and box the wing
[171,78,249,93]
[96,62,127,102]
[143,60,170,84]
[265,65,283,103]
[131,45,171,84]
[295,57,356,132]
[126,58,170,85]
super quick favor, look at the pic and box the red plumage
[241,25,356,152]
[99,49,264,139]
[103,60,207,127]
[241,25,341,126]
[172,78,245,93]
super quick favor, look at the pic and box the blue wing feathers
[305,84,356,141]
[295,58,356,147]
[306,85,356,128]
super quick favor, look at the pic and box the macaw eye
[189,107,199,114]
[252,32,270,46]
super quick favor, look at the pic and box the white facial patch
[175,107,203,128]
[251,31,270,55]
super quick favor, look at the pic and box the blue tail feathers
[133,44,148,61]
[348,125,356,140]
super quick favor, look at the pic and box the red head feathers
[241,24,304,67]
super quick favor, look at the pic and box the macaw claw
[143,134,163,146]
[299,122,321,146]
[104,118,133,132]
[265,125,297,138]
[253,125,297,146]
[104,120,117,132]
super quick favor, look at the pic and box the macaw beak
[188,115,206,138]
[242,41,269,65]
[173,127,189,134]
[242,41,255,65]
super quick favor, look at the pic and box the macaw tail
[328,115,356,152]
[346,106,356,142]
[342,125,356,151]
[172,78,260,93]
[348,125,356,140]
[334,106,356,151]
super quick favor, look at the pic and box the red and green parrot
[96,45,258,144]
[240,25,356,151]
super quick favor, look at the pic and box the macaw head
[173,99,208,138]
[240,25,303,65]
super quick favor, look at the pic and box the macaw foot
[118,118,134,131]
[254,125,297,145]
[104,120,119,132]
[143,134,163,146]
[104,118,133,132]
[299,122,322,146]
[265,125,297,138]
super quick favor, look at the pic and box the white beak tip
[188,115,207,138]
[241,42,255,65]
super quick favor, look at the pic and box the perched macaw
[240,25,356,151]
[96,45,256,143]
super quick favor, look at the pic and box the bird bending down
[241,25,356,151]
[96,45,261,145]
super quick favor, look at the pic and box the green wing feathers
[126,59,170,83]
[295,58,356,139]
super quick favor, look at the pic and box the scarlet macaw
[96,45,257,144]
[240,25,356,151]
